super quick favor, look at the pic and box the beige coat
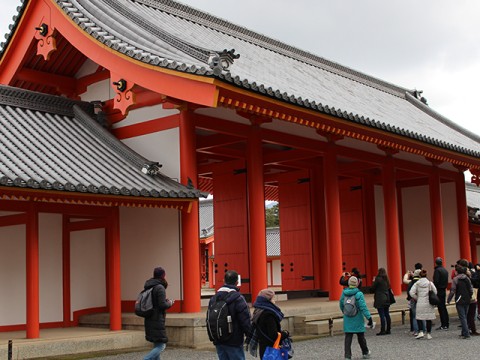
[409,278,437,321]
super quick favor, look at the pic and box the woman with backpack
[339,276,373,360]
[251,289,290,359]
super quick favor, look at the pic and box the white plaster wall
[441,182,460,270]
[272,259,282,286]
[401,186,434,272]
[112,104,179,128]
[121,128,180,180]
[80,79,112,103]
[70,229,106,315]
[120,207,182,301]
[39,214,63,323]
[374,185,387,271]
[0,225,26,325]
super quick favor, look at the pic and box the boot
[376,325,386,336]
[385,317,391,334]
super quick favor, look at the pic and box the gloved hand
[367,318,373,327]
[281,330,290,339]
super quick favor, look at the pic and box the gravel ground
[86,317,480,360]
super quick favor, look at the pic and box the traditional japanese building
[1,0,480,338]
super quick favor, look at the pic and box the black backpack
[206,291,234,342]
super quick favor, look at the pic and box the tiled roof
[266,227,280,257]
[2,0,479,158]
[199,198,214,239]
[0,85,202,199]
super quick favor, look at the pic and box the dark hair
[224,270,239,286]
[458,259,469,268]
[351,267,360,276]
[414,263,423,270]
[420,269,427,278]
[377,267,390,287]
[457,266,467,275]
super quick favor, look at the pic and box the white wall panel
[70,229,106,316]
[120,207,181,301]
[374,185,387,272]
[0,225,25,325]
[39,214,63,323]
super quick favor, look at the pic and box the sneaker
[436,326,448,331]
[415,331,424,339]
[412,332,418,336]
[362,351,371,359]
[460,335,471,340]
[426,333,432,340]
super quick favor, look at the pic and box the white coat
[409,277,437,321]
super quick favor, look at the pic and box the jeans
[468,302,477,332]
[410,301,419,333]
[144,342,166,360]
[344,332,369,359]
[436,288,449,328]
[215,344,246,360]
[377,306,391,331]
[457,303,470,337]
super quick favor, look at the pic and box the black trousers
[436,288,449,328]
[344,332,368,359]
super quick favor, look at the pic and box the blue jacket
[339,287,371,333]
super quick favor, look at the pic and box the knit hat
[348,276,359,288]
[153,267,166,279]
[435,257,443,265]
[413,269,422,277]
[258,288,275,301]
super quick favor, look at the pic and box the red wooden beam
[0,212,27,227]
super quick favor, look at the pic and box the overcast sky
[1,0,479,137]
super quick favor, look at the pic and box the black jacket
[208,285,251,346]
[143,278,172,343]
[371,276,390,309]
[433,265,449,289]
[253,307,287,358]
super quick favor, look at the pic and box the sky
[1,0,479,137]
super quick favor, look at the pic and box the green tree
[265,203,279,227]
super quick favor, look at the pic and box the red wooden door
[279,170,314,291]
[212,159,250,293]
[339,178,366,279]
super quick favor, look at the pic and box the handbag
[388,288,396,304]
[428,282,440,306]
[262,332,289,360]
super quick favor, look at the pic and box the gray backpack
[343,294,358,317]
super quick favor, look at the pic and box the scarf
[252,295,284,322]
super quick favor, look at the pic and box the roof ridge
[134,0,408,97]
[0,85,93,117]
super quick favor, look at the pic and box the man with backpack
[339,276,373,360]
[207,270,251,360]
[448,265,473,339]
[141,267,174,360]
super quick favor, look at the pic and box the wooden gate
[278,170,314,291]
[212,159,250,293]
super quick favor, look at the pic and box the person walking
[339,276,373,360]
[448,265,474,339]
[433,257,449,330]
[251,289,289,359]
[142,267,174,360]
[207,270,251,360]
[409,269,437,339]
[371,268,392,335]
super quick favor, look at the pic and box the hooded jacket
[339,287,371,333]
[143,278,172,343]
[447,274,473,305]
[207,285,251,346]
[409,277,436,320]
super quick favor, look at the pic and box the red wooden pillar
[180,109,201,312]
[107,207,122,330]
[247,123,267,300]
[382,155,402,294]
[324,143,343,300]
[363,176,378,286]
[429,166,445,261]
[26,204,39,339]
[456,170,471,260]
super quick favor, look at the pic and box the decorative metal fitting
[112,79,127,92]
[35,23,48,37]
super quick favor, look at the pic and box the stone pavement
[87,317,480,360]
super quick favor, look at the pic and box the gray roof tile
[0,85,202,199]
[2,0,479,158]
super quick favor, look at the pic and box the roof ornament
[141,162,162,176]
[34,22,57,60]
[413,90,428,105]
[208,49,240,75]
